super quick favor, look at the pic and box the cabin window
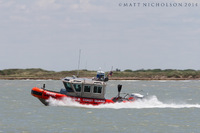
[63,82,74,92]
[73,84,81,92]
[84,85,91,92]
[93,86,102,93]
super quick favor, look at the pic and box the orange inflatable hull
[31,87,114,106]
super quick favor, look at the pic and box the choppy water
[0,80,200,133]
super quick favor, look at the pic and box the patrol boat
[31,71,145,106]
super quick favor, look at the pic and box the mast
[77,49,81,77]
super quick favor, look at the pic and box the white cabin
[60,77,106,99]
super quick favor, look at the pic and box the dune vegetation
[0,68,200,80]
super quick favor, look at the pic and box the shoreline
[1,68,200,80]
[0,77,200,80]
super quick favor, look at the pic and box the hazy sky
[0,0,200,71]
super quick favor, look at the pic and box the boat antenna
[77,49,81,77]
[111,66,113,71]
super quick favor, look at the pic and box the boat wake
[47,96,200,109]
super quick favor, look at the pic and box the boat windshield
[63,82,74,92]
[73,84,81,92]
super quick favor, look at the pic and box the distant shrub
[163,69,175,72]
[116,68,121,72]
[135,69,145,72]
[2,69,18,75]
[183,69,195,71]
[124,69,133,72]
[0,70,4,75]
[154,69,162,72]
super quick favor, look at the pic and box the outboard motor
[111,84,146,102]
[42,84,45,90]
[111,84,123,102]
[118,84,122,97]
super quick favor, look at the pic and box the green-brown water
[0,80,200,133]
